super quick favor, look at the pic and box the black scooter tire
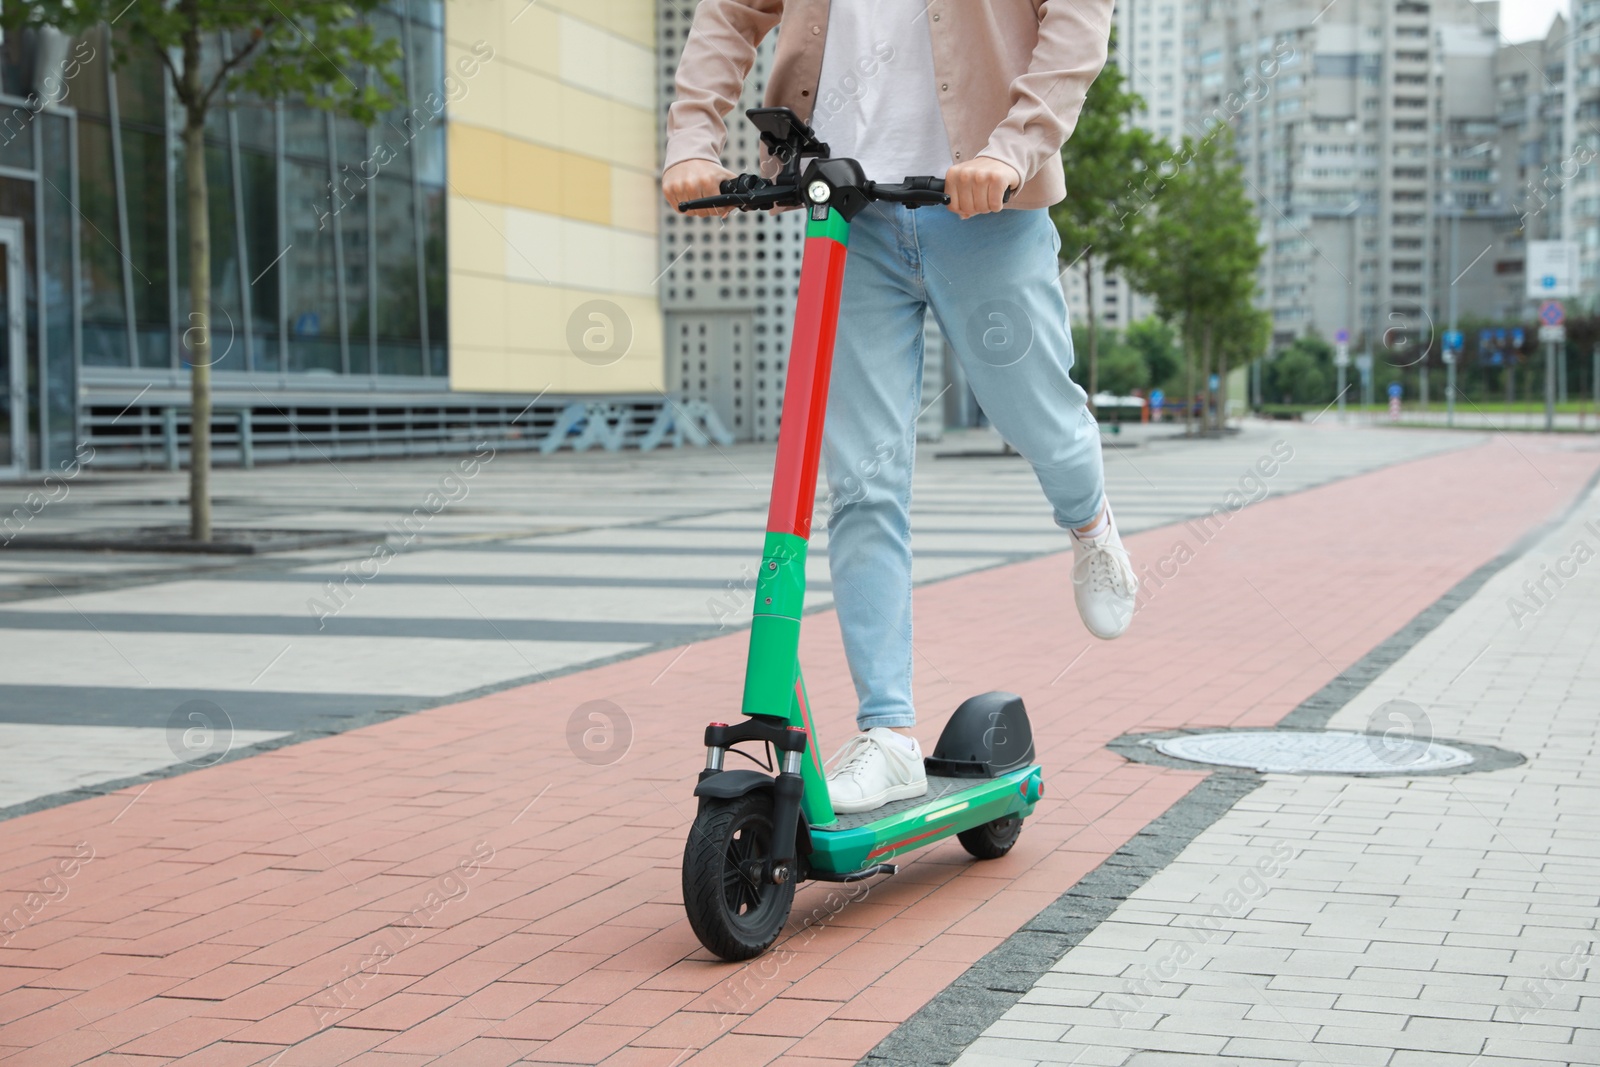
[683,792,796,960]
[957,815,1023,859]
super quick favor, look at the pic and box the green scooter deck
[804,763,1043,876]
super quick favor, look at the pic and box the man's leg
[918,206,1136,639]
[919,206,1105,530]
[822,203,928,733]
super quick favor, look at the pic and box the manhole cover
[1151,730,1474,775]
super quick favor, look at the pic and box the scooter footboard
[802,764,1043,876]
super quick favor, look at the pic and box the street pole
[1546,339,1557,432]
[1592,343,1599,432]
[1446,213,1459,426]
[1446,355,1456,426]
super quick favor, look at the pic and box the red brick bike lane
[0,434,1595,1067]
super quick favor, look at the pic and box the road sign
[1334,343,1350,367]
[1443,330,1464,352]
[1539,324,1567,343]
[1540,301,1565,327]
[1150,388,1164,410]
[1526,241,1579,299]
[1336,329,1350,345]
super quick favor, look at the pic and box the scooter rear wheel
[957,815,1022,859]
[683,792,796,960]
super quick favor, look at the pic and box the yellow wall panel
[498,66,561,149]
[557,14,656,111]
[449,347,509,393]
[442,41,505,132]
[450,272,508,353]
[450,128,617,228]
[558,151,612,225]
[610,168,661,236]
[447,124,506,207]
[454,344,664,396]
[540,0,654,49]
[503,279,564,348]
[442,0,660,399]
[497,137,570,218]
[446,194,506,277]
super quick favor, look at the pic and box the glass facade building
[1,2,450,475]
[0,2,673,476]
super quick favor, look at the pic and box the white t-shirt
[808,0,954,183]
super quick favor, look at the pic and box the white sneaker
[825,728,928,814]
[1071,509,1138,640]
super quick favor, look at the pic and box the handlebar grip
[868,177,1016,208]
[867,177,950,207]
[677,193,743,212]
[678,183,795,214]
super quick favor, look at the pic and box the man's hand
[944,157,1020,219]
[664,159,738,218]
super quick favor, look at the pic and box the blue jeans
[821,203,1105,730]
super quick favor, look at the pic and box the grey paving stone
[1220,1035,1394,1064]
[930,474,1600,1066]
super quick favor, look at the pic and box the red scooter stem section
[766,230,850,540]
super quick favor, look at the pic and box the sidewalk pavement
[0,429,1595,1065]
[954,462,1600,1067]
[1,423,1469,815]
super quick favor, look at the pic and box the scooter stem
[765,209,851,540]
[739,206,852,828]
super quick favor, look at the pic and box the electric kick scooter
[676,108,1043,961]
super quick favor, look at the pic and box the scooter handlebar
[675,174,1013,214]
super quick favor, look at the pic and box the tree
[1129,128,1263,435]
[1208,302,1270,429]
[1264,336,1335,405]
[1266,347,1326,404]
[1053,33,1159,400]
[1096,339,1151,398]
[4,1,401,540]
[1124,317,1181,392]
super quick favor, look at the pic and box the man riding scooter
[664,0,1133,815]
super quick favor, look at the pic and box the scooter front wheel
[682,792,796,960]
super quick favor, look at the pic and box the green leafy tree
[1265,336,1335,405]
[3,1,401,540]
[1265,347,1326,404]
[1124,316,1181,392]
[1053,34,1159,399]
[1129,129,1263,434]
[1095,339,1151,397]
[1209,302,1270,428]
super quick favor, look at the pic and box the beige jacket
[663,0,1115,210]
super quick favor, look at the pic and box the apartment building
[1061,0,1188,338]
[1188,0,1511,355]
